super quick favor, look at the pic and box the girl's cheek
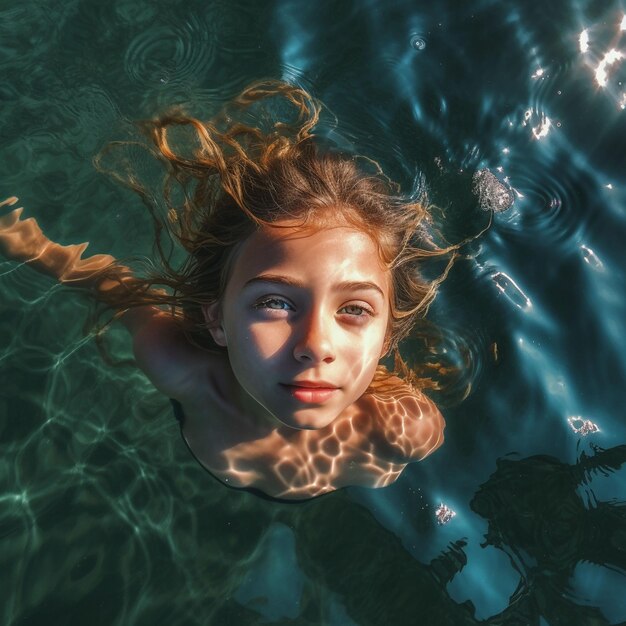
[248,325,288,354]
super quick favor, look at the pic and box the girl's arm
[0,197,116,286]
[0,197,206,399]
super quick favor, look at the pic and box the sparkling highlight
[532,115,552,139]
[579,29,589,53]
[435,503,456,525]
[568,416,600,436]
[595,49,624,87]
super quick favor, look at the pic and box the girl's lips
[280,384,339,403]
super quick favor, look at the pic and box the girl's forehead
[228,223,391,291]
[250,222,381,260]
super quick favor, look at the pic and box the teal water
[1,0,626,624]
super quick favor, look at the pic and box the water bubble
[472,168,515,212]
[410,34,426,50]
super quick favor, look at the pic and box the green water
[2,0,626,624]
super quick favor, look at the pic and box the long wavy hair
[94,80,459,393]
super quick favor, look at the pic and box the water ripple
[114,0,158,25]
[409,33,427,51]
[124,17,218,88]
[494,158,589,246]
[2,1,626,623]
[407,320,489,406]
[58,84,122,155]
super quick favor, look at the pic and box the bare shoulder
[363,379,446,463]
[129,309,219,401]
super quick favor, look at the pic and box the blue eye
[339,304,373,316]
[255,297,293,311]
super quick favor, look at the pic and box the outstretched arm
[0,197,116,285]
[0,197,207,399]
[0,196,148,331]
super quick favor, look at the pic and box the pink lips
[280,381,340,403]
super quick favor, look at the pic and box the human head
[202,221,391,429]
[98,81,454,422]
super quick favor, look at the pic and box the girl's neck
[230,376,286,432]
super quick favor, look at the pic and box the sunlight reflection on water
[1,0,626,624]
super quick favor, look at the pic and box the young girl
[0,81,452,502]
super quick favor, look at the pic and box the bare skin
[0,197,445,500]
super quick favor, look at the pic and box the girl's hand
[0,197,50,262]
[0,197,115,286]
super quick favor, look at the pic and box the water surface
[1,0,626,624]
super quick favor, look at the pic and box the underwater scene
[1,0,626,624]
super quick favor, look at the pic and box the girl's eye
[339,304,374,317]
[255,297,294,311]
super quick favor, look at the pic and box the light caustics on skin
[191,224,447,499]
[217,388,446,500]
[1,204,447,501]
[211,225,393,432]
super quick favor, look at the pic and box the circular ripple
[410,34,427,51]
[59,84,122,155]
[496,161,587,246]
[124,16,217,88]
[404,320,488,407]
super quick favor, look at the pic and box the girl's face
[206,220,391,430]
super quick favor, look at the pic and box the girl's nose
[293,311,335,364]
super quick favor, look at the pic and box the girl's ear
[202,302,227,347]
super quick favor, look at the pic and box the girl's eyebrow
[243,274,385,298]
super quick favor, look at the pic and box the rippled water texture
[1,1,626,624]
